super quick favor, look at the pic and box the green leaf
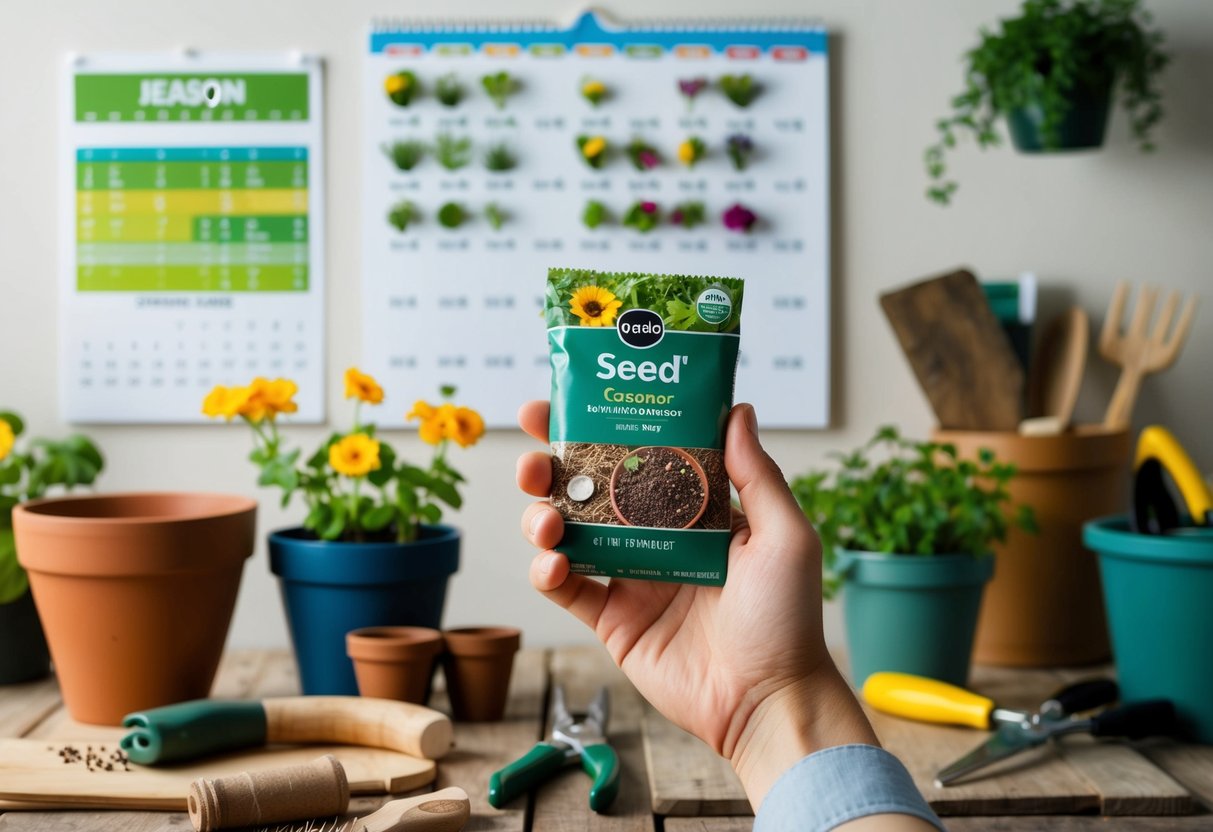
[623,455,641,472]
[321,500,347,541]
[419,503,442,524]
[362,504,396,532]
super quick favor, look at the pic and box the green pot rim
[1084,515,1213,567]
[834,549,994,589]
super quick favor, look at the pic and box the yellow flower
[202,384,252,421]
[569,285,623,327]
[345,367,385,405]
[677,140,697,164]
[582,136,606,159]
[384,74,408,95]
[0,420,13,462]
[329,433,382,478]
[261,378,299,416]
[408,400,443,445]
[445,406,485,448]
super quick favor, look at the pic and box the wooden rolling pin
[121,696,453,765]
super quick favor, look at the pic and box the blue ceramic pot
[269,525,460,695]
[838,550,994,688]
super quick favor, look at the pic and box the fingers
[520,501,564,550]
[529,551,609,631]
[724,403,811,546]
[516,450,553,497]
[517,400,550,443]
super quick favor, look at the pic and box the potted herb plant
[792,427,1036,686]
[925,0,1168,204]
[204,369,483,696]
[0,412,103,684]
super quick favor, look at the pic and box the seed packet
[545,268,744,586]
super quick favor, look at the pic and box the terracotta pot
[609,446,709,529]
[934,426,1131,667]
[347,626,444,704]
[441,626,521,722]
[13,492,256,725]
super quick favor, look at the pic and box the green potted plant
[203,369,483,696]
[792,427,1036,686]
[0,411,103,684]
[925,0,1168,204]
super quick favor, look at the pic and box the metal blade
[935,723,1043,787]
[586,686,611,734]
[550,685,573,732]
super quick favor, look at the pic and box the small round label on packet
[696,287,733,325]
[567,475,595,502]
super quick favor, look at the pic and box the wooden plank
[430,647,548,832]
[1139,742,1213,811]
[641,707,749,817]
[0,812,190,831]
[664,819,752,832]
[529,645,654,831]
[0,677,60,740]
[1061,736,1194,816]
[246,648,302,698]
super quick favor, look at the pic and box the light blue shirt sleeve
[754,744,946,831]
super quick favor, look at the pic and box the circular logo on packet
[616,308,664,349]
[696,287,733,325]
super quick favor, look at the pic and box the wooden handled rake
[1099,282,1198,430]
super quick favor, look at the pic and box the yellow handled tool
[1134,426,1213,534]
[862,672,1119,730]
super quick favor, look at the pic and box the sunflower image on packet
[545,268,744,586]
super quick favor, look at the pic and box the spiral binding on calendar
[370,11,823,35]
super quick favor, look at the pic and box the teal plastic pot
[838,550,994,687]
[269,525,459,696]
[1084,516,1213,743]
[1007,79,1113,152]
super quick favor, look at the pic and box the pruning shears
[488,686,621,812]
[862,672,1175,786]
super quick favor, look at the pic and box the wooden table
[1,647,1211,831]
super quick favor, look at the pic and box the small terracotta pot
[934,426,1130,667]
[347,626,444,704]
[609,446,709,529]
[13,492,256,725]
[441,626,521,722]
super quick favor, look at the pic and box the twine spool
[188,754,350,832]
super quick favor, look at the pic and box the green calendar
[63,55,325,423]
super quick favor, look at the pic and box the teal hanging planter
[1084,516,1213,743]
[838,550,994,687]
[1007,79,1114,153]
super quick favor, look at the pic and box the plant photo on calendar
[202,371,483,543]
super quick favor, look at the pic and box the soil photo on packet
[545,268,743,586]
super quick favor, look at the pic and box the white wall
[2,0,1210,650]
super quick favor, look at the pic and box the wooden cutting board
[880,269,1025,430]
[0,738,435,810]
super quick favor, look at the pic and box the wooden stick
[263,697,453,761]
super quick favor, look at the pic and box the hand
[516,401,879,807]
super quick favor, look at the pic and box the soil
[613,448,706,529]
[552,443,730,530]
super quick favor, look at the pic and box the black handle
[1048,679,1119,716]
[1090,700,1176,740]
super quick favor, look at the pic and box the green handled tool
[489,685,620,813]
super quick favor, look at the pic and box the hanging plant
[925,0,1168,205]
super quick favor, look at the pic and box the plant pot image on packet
[546,268,744,586]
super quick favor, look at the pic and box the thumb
[724,404,809,542]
